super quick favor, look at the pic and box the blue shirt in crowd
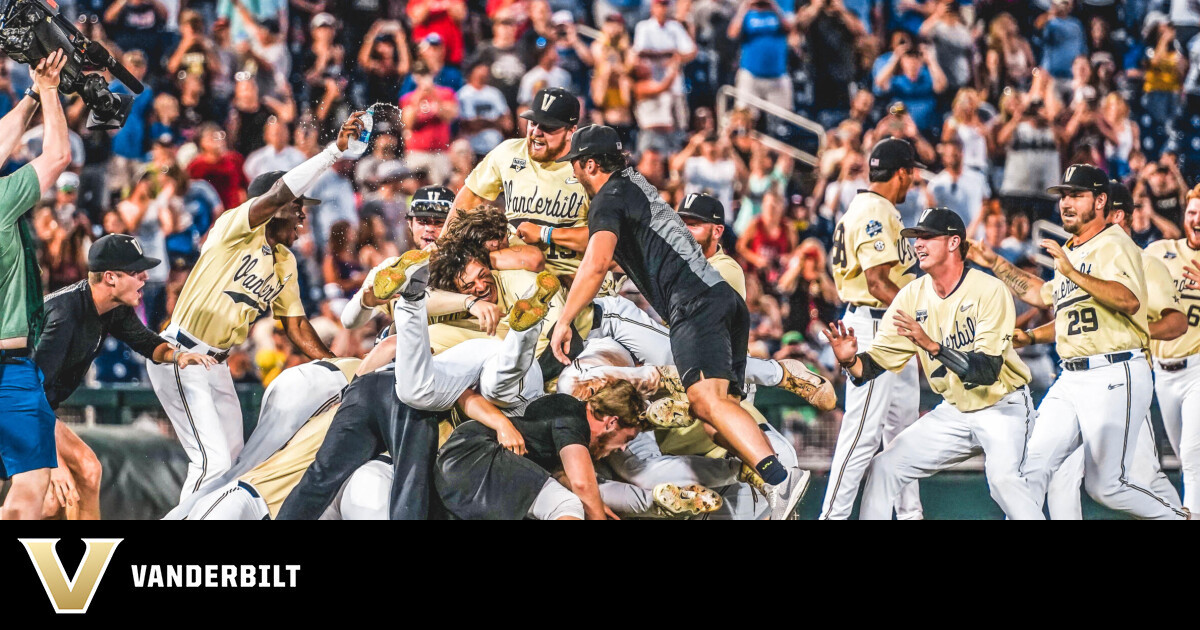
[739,9,789,78]
[400,66,465,97]
[110,82,154,160]
[883,66,937,131]
[1041,16,1087,79]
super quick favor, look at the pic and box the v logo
[684,193,698,209]
[541,94,558,111]
[21,538,122,614]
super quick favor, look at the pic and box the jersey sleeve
[853,210,903,271]
[971,277,1017,356]
[209,200,264,247]
[1040,280,1054,307]
[864,289,918,372]
[463,142,505,201]
[1143,256,1181,319]
[0,165,41,228]
[271,256,307,318]
[109,306,168,359]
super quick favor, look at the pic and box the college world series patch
[865,220,883,237]
[510,157,527,172]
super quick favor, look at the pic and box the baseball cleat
[738,463,767,493]
[374,250,431,302]
[655,365,688,400]
[641,396,697,429]
[508,299,549,332]
[777,359,837,412]
[652,483,723,517]
[530,270,561,308]
[765,466,812,520]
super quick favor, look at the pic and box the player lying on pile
[824,208,1044,520]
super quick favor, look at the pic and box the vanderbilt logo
[21,538,122,614]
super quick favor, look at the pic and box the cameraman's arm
[28,52,71,193]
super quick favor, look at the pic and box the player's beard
[1062,203,1096,234]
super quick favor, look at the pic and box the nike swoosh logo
[960,304,971,312]
[1108,383,1123,390]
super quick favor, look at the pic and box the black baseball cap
[556,125,623,163]
[519,87,581,130]
[901,207,966,239]
[676,192,724,225]
[409,185,454,218]
[1047,164,1109,197]
[248,171,321,205]
[869,137,926,170]
[1108,179,1133,212]
[88,234,161,273]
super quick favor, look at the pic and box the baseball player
[1046,182,1186,518]
[0,50,79,521]
[449,87,591,279]
[147,114,365,501]
[822,137,923,520]
[1143,184,1200,512]
[33,235,216,519]
[970,164,1186,519]
[824,208,1042,519]
[549,125,811,520]
[435,386,646,520]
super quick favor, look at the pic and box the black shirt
[457,393,590,471]
[588,168,726,320]
[33,281,165,409]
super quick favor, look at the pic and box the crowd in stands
[21,0,1200,448]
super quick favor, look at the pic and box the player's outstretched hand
[515,221,542,244]
[495,419,527,456]
[893,310,938,354]
[469,299,502,335]
[1012,328,1032,349]
[177,352,218,370]
[550,320,573,365]
[1183,259,1200,291]
[1040,238,1071,276]
[32,49,68,93]
[335,111,367,152]
[821,321,858,364]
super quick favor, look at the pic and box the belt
[173,329,230,362]
[0,347,31,360]
[1062,351,1134,372]
[237,480,260,498]
[1156,356,1196,373]
[848,304,887,319]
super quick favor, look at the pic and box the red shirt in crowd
[187,152,249,210]
[400,87,456,152]
[407,0,465,65]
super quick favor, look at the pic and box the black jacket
[33,281,164,409]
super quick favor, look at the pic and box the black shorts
[668,282,749,396]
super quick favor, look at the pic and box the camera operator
[0,50,76,520]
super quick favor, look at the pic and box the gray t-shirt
[1001,121,1060,198]
[457,83,510,155]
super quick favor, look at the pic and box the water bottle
[345,106,374,157]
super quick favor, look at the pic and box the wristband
[546,227,554,244]
[466,296,480,311]
[23,87,39,103]
[539,225,551,244]
[838,355,857,370]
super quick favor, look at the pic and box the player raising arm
[824,208,1042,519]
[146,113,365,503]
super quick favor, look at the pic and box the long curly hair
[428,236,490,292]
[437,204,509,258]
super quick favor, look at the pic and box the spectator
[631,56,683,153]
[186,122,248,210]
[358,20,411,106]
[797,0,865,127]
[517,44,572,108]
[1139,20,1187,128]
[745,272,784,357]
[819,149,868,223]
[108,51,153,197]
[520,1,558,65]
[591,13,634,132]
[777,237,839,343]
[1038,0,1088,81]
[871,101,938,165]
[632,0,697,136]
[400,64,459,186]
[737,188,797,288]
[177,73,223,144]
[302,13,348,140]
[217,0,286,45]
[671,131,745,230]
[995,92,1061,222]
[919,0,975,93]
[401,33,465,95]
[150,94,181,146]
[167,10,224,90]
[226,77,295,157]
[727,0,794,111]
[549,11,595,98]
[873,41,949,138]
[295,123,358,251]
[255,323,300,387]
[354,129,403,188]
[984,12,1036,91]
[457,62,513,158]
[1055,85,1112,167]
[1101,92,1139,178]
[104,0,168,63]
[1128,191,1178,246]
[407,0,468,67]
[941,88,989,172]
[1135,158,1187,228]
[117,170,177,329]
[930,137,990,238]
[736,145,793,235]
[230,0,291,95]
[356,215,400,270]
[359,162,414,250]
[243,115,305,181]
[468,9,528,113]
[32,202,90,293]
[323,220,366,299]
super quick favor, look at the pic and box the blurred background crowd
[21,0,1200,460]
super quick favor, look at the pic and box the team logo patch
[865,220,883,237]
[510,158,527,172]
[915,309,928,323]
[873,241,886,251]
